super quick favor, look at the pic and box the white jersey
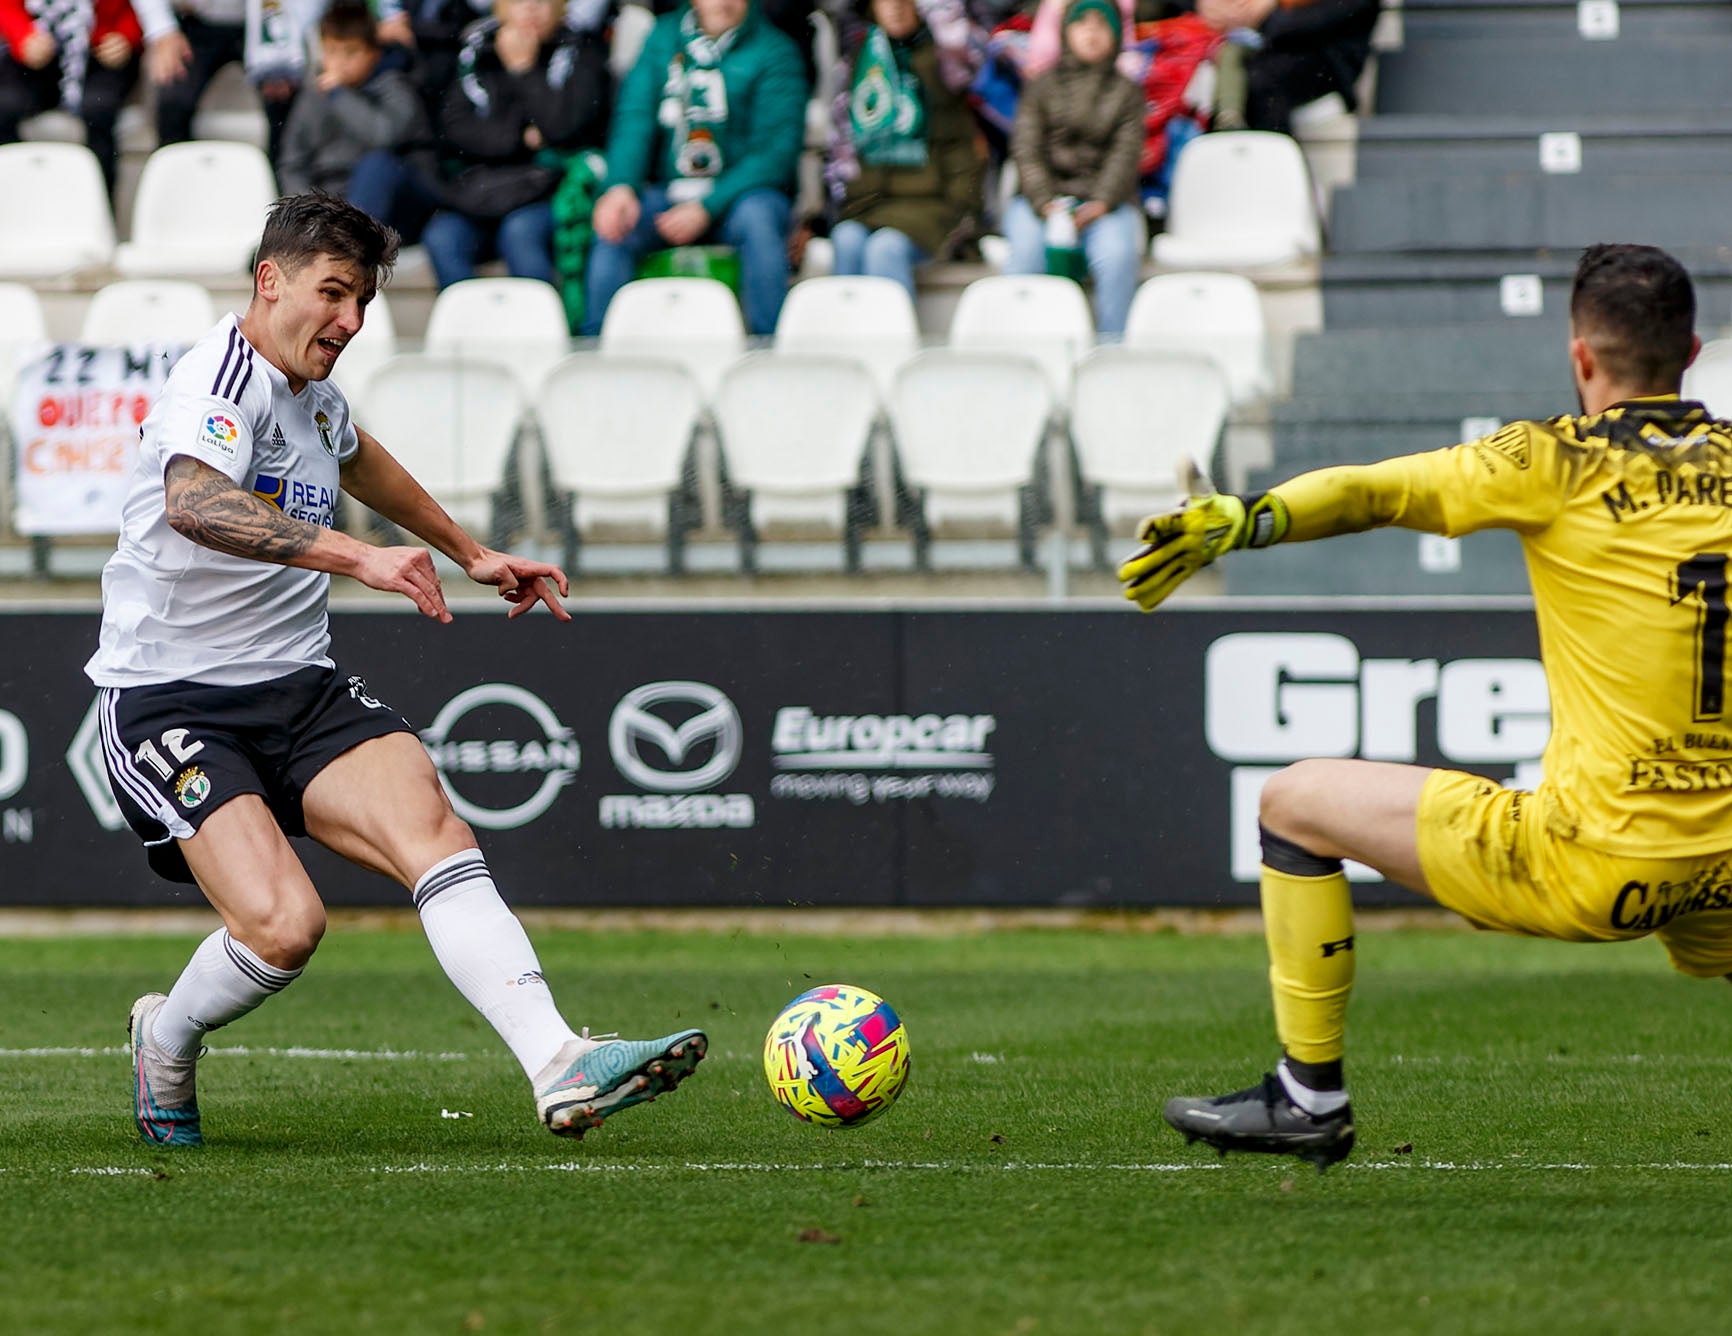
[86,314,360,689]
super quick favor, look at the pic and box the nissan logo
[421,683,580,830]
[608,681,742,793]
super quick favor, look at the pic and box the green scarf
[849,26,928,169]
[550,151,606,335]
[658,9,742,195]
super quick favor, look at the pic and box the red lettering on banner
[33,392,137,432]
[22,437,130,475]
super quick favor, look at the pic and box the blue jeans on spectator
[582,186,791,336]
[1002,195,1145,336]
[829,221,930,302]
[422,202,557,289]
[346,150,440,244]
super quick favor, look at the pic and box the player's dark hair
[255,192,399,297]
[1571,243,1696,390]
[319,0,378,45]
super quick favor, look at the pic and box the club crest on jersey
[199,413,240,460]
[174,767,211,809]
[252,474,285,509]
[314,410,336,456]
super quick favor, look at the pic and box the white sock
[1277,1059,1351,1116]
[152,928,302,1060]
[414,849,580,1080]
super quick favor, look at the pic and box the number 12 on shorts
[1675,552,1729,721]
[134,728,206,780]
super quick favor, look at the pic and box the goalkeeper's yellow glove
[1117,464,1289,612]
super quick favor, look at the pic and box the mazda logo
[608,681,742,793]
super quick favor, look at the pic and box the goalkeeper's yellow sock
[1259,825,1354,1107]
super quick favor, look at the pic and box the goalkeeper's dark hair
[1570,243,1695,390]
[253,192,399,300]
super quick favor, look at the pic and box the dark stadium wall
[0,606,1545,908]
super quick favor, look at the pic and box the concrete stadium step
[1221,524,1530,596]
[1373,36,1732,116]
[1273,390,1571,425]
[1269,422,1511,467]
[1351,114,1732,179]
[1318,253,1732,330]
[1329,173,1732,254]
[1395,1,1732,43]
[1289,325,1570,397]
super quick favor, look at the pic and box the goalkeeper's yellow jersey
[1272,395,1732,856]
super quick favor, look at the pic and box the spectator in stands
[824,0,984,302]
[643,0,815,82]
[584,0,807,336]
[374,0,609,116]
[1190,0,1379,134]
[420,0,611,288]
[277,1,438,239]
[133,0,310,160]
[1002,0,1143,335]
[0,0,143,195]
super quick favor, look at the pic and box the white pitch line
[21,1159,1732,1179]
[0,1045,471,1061]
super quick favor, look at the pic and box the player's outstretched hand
[355,545,451,623]
[465,549,572,621]
[1117,462,1286,612]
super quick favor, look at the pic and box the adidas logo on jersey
[269,424,287,451]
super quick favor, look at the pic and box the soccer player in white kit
[88,193,705,1147]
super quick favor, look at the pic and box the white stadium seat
[327,289,398,406]
[598,277,745,399]
[0,283,49,412]
[424,277,571,394]
[774,276,920,399]
[115,141,277,278]
[948,274,1093,401]
[0,143,114,278]
[79,281,218,347]
[357,355,524,540]
[536,353,704,571]
[1071,347,1230,565]
[1126,272,1272,405]
[888,349,1054,568]
[1683,339,1732,418]
[1152,131,1320,271]
[713,353,879,571]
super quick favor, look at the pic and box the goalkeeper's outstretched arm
[1117,455,1455,612]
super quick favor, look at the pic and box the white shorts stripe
[98,689,194,841]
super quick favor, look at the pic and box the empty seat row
[1,268,1273,411]
[347,343,1226,575]
[0,140,272,280]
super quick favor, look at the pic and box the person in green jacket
[584,0,809,335]
[826,0,985,301]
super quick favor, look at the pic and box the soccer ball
[763,984,911,1127]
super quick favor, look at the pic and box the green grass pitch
[3,922,1731,1334]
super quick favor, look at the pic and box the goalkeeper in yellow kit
[1125,243,1732,1171]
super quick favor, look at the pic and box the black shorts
[98,664,415,884]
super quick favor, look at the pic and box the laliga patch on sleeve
[198,412,241,460]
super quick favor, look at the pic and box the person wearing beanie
[1002,0,1145,335]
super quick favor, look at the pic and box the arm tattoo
[164,455,320,563]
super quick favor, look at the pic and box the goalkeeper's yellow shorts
[1416,769,1732,978]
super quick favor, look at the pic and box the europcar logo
[769,706,998,804]
[601,681,753,829]
[421,683,579,830]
